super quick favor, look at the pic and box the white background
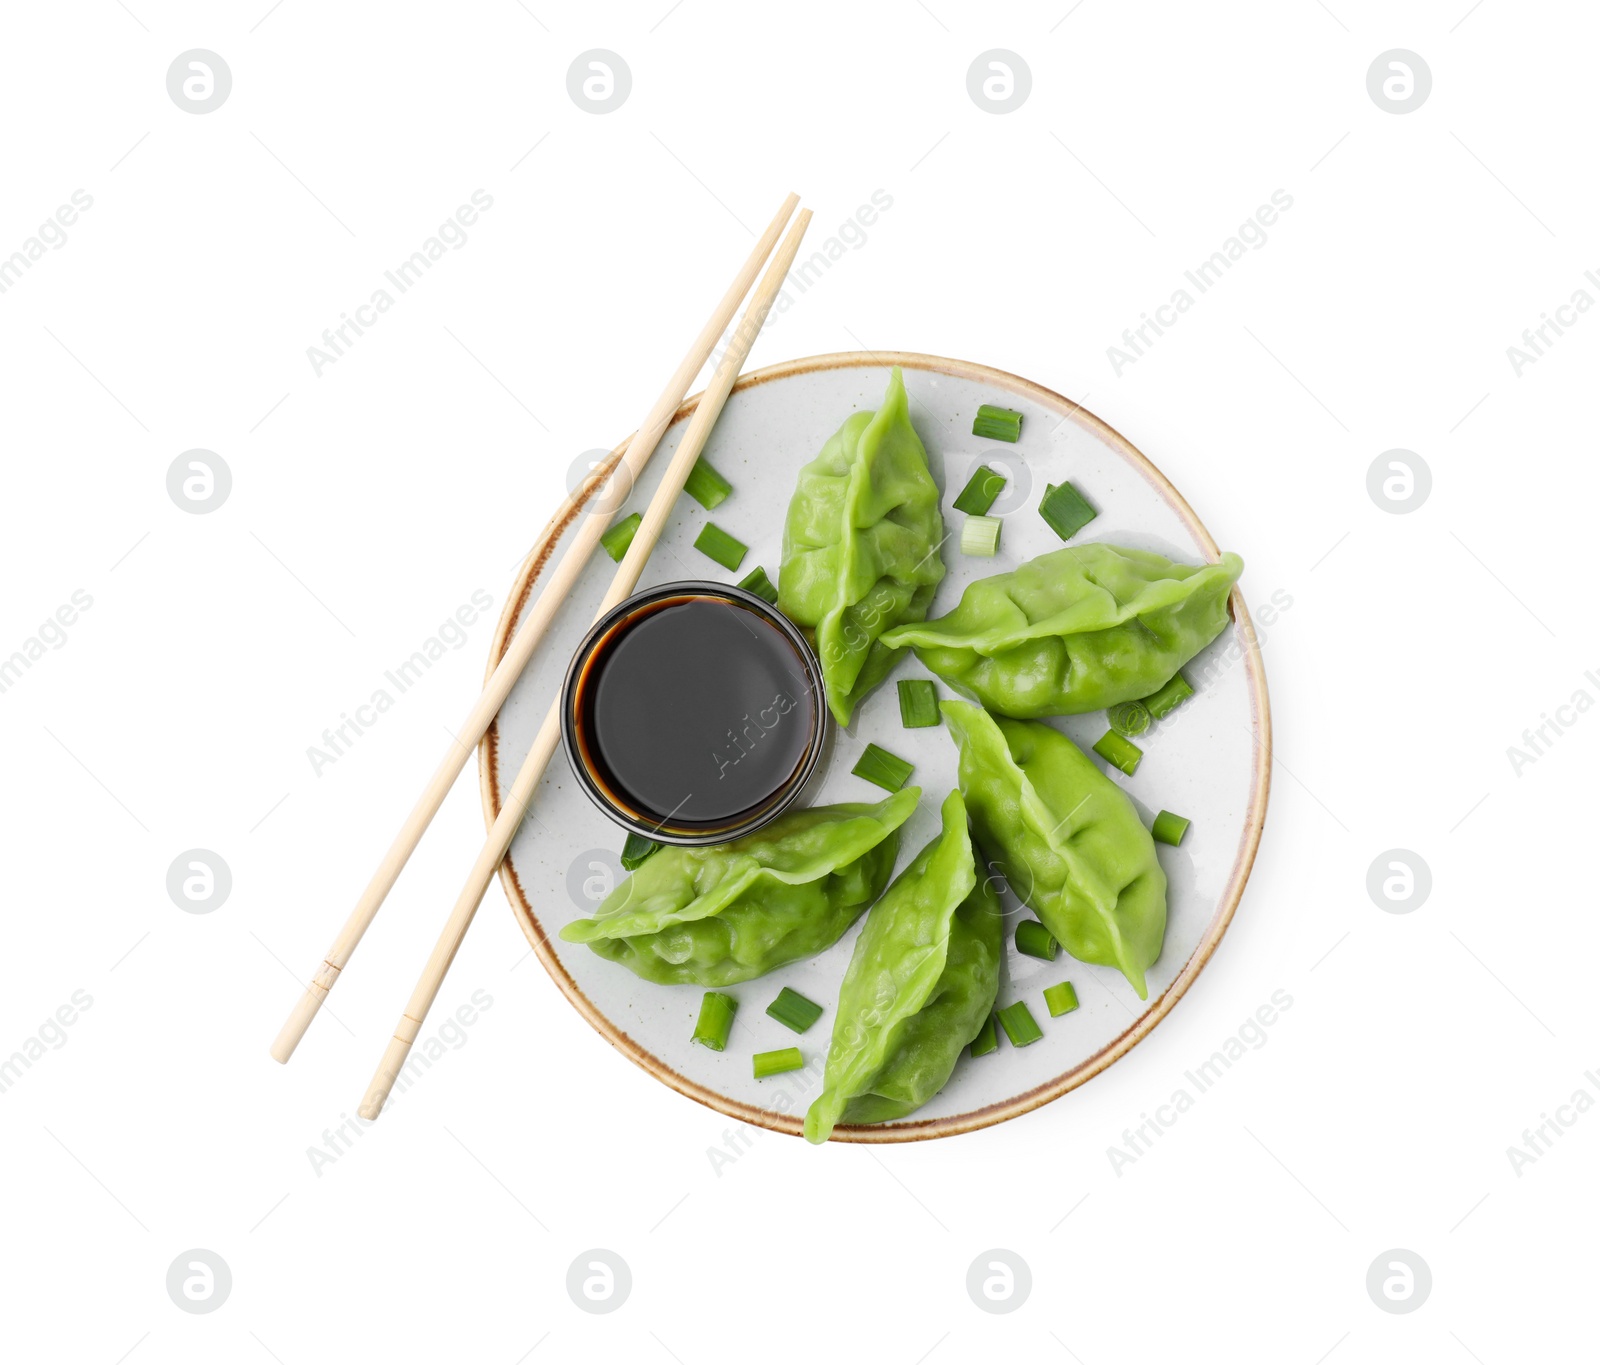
[1,1,1594,1361]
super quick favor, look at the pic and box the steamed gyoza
[560,789,917,986]
[779,367,945,726]
[805,790,1001,1143]
[881,543,1242,719]
[943,701,1166,998]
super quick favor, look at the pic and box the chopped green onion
[692,992,737,1051]
[737,564,779,605]
[620,832,661,871]
[1044,981,1080,1017]
[997,1001,1043,1047]
[973,404,1023,443]
[897,678,940,728]
[1093,730,1143,776]
[1141,672,1195,720]
[852,743,914,793]
[752,1046,804,1079]
[952,465,1007,516]
[969,1014,999,1058]
[693,521,748,571]
[960,515,1002,557]
[1152,810,1190,846]
[684,457,733,511]
[765,987,824,1035]
[1014,919,1059,961]
[600,513,641,563]
[1038,481,1098,541]
[1108,700,1151,738]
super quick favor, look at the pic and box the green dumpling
[881,543,1242,718]
[560,789,917,986]
[942,701,1166,999]
[805,790,1002,1143]
[778,367,945,726]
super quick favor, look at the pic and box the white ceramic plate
[481,352,1270,1142]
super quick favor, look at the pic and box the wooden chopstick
[270,193,801,1064]
[357,208,815,1119]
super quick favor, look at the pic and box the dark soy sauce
[571,594,817,832]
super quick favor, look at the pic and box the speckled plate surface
[480,351,1270,1142]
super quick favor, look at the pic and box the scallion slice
[1152,810,1190,846]
[693,521,748,571]
[752,1046,804,1079]
[1108,700,1151,738]
[952,465,1006,516]
[765,987,823,1035]
[1038,481,1098,541]
[684,457,733,511]
[692,992,737,1051]
[1014,919,1059,961]
[1141,672,1194,720]
[1092,730,1143,776]
[897,678,940,728]
[997,1001,1043,1047]
[972,404,1023,442]
[970,1014,999,1057]
[960,515,1002,557]
[1044,981,1080,1017]
[600,512,641,563]
[852,743,914,792]
[620,832,661,871]
[737,564,779,605]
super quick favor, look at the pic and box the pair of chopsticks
[270,193,814,1119]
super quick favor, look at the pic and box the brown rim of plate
[478,350,1273,1144]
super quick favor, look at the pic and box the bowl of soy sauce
[560,581,828,845]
